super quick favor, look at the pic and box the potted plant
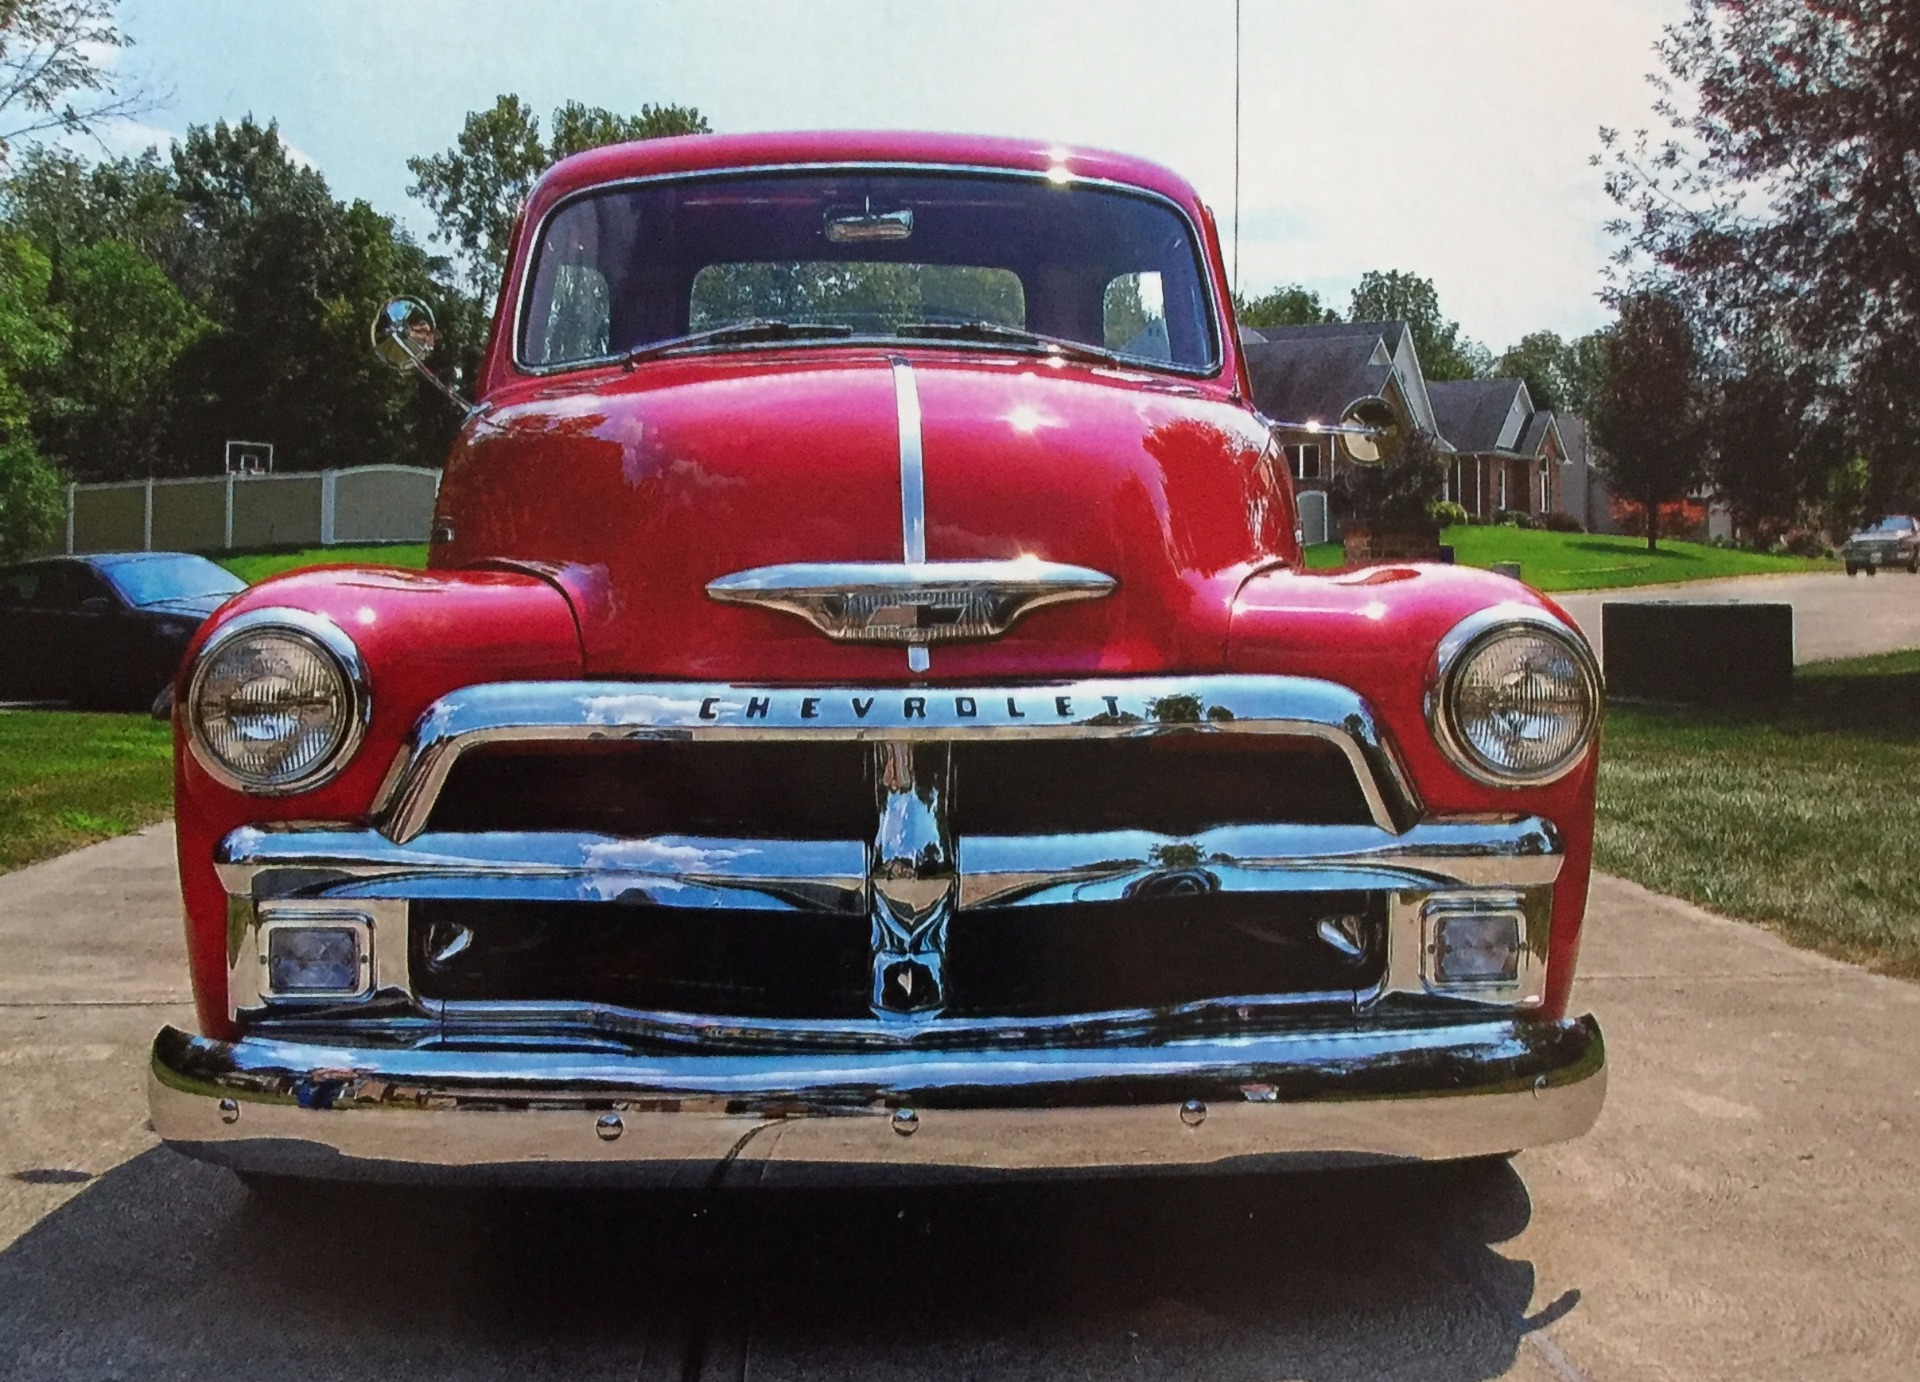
[1335,427,1448,564]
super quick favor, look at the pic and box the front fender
[1229,563,1599,1019]
[173,567,584,1038]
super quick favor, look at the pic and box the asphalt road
[1553,569,1920,665]
[2,825,1917,1379]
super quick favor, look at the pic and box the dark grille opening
[945,891,1385,1018]
[424,741,873,839]
[411,899,873,1019]
[952,737,1373,836]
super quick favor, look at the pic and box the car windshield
[518,169,1220,374]
[1867,517,1915,533]
[102,555,245,607]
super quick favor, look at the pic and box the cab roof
[527,131,1209,223]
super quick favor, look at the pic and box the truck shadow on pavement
[0,1146,1571,1380]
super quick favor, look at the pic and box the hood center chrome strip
[891,357,931,673]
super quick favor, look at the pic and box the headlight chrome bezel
[1426,604,1601,788]
[185,607,370,795]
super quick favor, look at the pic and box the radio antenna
[1232,0,1242,294]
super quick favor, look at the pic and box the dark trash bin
[1601,601,1793,703]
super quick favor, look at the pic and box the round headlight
[1430,609,1600,786]
[186,609,367,793]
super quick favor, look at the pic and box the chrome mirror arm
[371,297,478,418]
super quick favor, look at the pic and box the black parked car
[0,553,245,709]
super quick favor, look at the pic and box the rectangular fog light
[1423,896,1527,993]
[263,919,369,997]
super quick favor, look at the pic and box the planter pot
[1342,521,1443,565]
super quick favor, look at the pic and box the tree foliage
[1233,284,1337,330]
[1598,0,1920,509]
[1331,426,1448,528]
[1591,293,1704,550]
[0,0,154,164]
[1347,269,1489,380]
[407,94,708,299]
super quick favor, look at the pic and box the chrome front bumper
[149,1015,1605,1183]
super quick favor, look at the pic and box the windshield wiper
[622,319,856,367]
[893,320,1126,365]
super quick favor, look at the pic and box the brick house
[1240,321,1445,539]
[1426,378,1564,520]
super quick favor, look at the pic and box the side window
[0,567,38,608]
[1102,271,1170,361]
[31,565,107,611]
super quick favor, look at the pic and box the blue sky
[108,0,1683,349]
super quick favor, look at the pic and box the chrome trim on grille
[705,559,1118,647]
[371,676,1425,843]
[217,821,1558,912]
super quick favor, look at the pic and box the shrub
[1331,426,1447,527]
[1541,510,1585,533]
[0,440,64,561]
[1496,509,1537,529]
[1429,500,1469,528]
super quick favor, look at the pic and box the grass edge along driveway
[1307,526,1831,591]
[1597,648,1920,982]
[0,710,173,872]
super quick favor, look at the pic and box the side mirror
[371,296,475,416]
[1337,400,1403,466]
[80,595,113,614]
[373,297,439,370]
[1266,398,1405,467]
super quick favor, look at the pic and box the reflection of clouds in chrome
[581,838,750,873]
[578,692,717,726]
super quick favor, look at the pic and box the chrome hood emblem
[705,559,1117,646]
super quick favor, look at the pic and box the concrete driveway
[2,825,1916,1379]
[1554,570,1920,664]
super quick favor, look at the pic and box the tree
[1702,346,1839,544]
[0,229,63,557]
[407,95,709,299]
[1495,331,1575,412]
[0,0,154,165]
[1233,284,1336,330]
[36,238,207,480]
[154,117,474,477]
[1591,293,1703,551]
[1347,269,1488,380]
[1598,0,1920,509]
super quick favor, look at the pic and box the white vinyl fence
[63,465,440,555]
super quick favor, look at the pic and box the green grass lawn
[217,542,428,584]
[1306,526,1832,591]
[1596,649,1920,981]
[0,710,173,872]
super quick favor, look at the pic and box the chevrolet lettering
[149,132,1606,1185]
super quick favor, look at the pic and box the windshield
[518,170,1219,373]
[103,554,245,607]
[1867,517,1915,533]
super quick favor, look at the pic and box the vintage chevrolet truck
[148,131,1605,1183]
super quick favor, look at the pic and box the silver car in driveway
[1843,516,1920,576]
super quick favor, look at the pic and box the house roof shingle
[1429,378,1530,454]
[1242,335,1393,429]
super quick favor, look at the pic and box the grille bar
[372,676,1423,842]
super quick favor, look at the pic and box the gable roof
[1429,378,1534,454]
[1243,334,1394,430]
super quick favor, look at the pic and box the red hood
[436,349,1295,681]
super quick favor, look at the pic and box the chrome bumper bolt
[891,1107,919,1137]
[218,1098,240,1125]
[595,1113,624,1143]
[1180,1099,1207,1128]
